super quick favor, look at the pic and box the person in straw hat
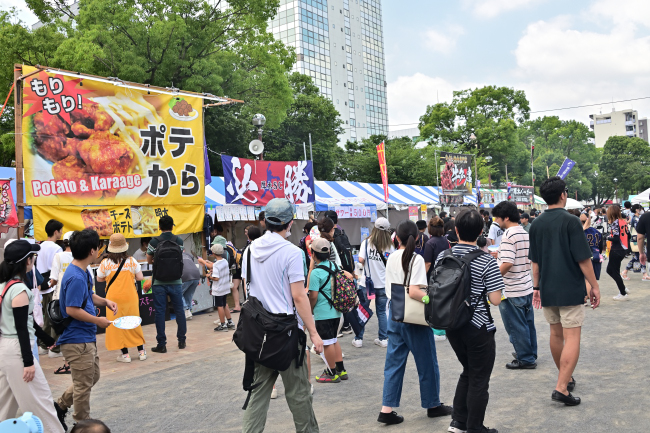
[96,234,146,362]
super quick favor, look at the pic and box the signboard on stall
[440,195,465,206]
[334,205,373,219]
[439,152,473,195]
[222,155,315,206]
[408,206,419,222]
[420,204,427,221]
[0,180,19,227]
[511,185,534,206]
[20,65,205,239]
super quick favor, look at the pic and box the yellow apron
[104,266,145,351]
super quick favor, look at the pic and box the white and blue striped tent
[205,176,487,210]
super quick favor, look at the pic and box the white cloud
[387,73,481,129]
[462,0,545,19]
[1,1,38,26]
[587,0,650,28]
[513,16,650,121]
[422,25,465,54]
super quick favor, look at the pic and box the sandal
[230,309,241,313]
[621,273,630,281]
[54,364,71,375]
[642,276,650,281]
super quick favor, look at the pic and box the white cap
[375,217,391,231]
[63,231,74,241]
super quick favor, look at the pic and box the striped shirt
[435,244,504,331]
[497,226,533,297]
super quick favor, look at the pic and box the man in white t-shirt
[241,198,323,433]
[487,219,503,246]
[493,201,537,370]
[36,219,63,355]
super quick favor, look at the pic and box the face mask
[286,221,294,238]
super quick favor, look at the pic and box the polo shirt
[58,264,96,345]
[147,232,184,285]
[528,208,593,307]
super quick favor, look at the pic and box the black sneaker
[151,345,167,353]
[227,321,236,329]
[377,411,404,425]
[427,404,453,417]
[341,325,353,334]
[178,341,186,349]
[54,402,68,431]
[448,420,467,433]
[480,427,498,433]
[506,359,537,369]
[552,390,581,406]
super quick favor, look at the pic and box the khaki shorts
[543,304,585,328]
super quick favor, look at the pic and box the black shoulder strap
[246,247,252,288]
[105,259,126,299]
[315,264,336,308]
[460,249,486,265]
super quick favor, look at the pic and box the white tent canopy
[565,198,584,209]
[632,187,650,204]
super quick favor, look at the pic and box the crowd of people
[1,175,649,432]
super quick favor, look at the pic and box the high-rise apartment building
[589,109,639,148]
[268,0,388,143]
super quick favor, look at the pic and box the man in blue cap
[241,198,324,433]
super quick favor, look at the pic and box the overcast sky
[7,0,650,133]
[383,0,650,131]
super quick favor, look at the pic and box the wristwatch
[533,286,540,291]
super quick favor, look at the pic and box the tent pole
[14,65,24,239]
[303,142,307,161]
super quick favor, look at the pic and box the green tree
[418,85,530,186]
[262,73,344,180]
[599,136,650,202]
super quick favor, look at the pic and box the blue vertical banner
[556,158,576,180]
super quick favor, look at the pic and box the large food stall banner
[439,152,473,195]
[20,66,205,239]
[376,141,389,203]
[511,185,534,206]
[0,180,19,227]
[221,155,314,206]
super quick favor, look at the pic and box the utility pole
[303,142,307,161]
[505,163,508,183]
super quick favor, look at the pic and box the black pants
[606,249,627,295]
[447,322,496,433]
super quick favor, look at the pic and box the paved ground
[40,274,650,433]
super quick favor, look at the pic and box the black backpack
[424,249,487,331]
[333,228,354,273]
[153,237,184,282]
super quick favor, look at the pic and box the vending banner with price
[32,204,203,240]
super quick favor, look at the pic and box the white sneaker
[185,310,193,320]
[48,350,63,358]
[351,339,363,348]
[213,319,220,325]
[38,347,48,355]
[434,335,447,342]
[117,354,131,363]
[374,338,388,348]
[625,286,630,294]
[138,350,147,361]
[271,387,278,399]
[613,294,629,301]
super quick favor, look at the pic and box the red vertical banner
[377,141,389,203]
[0,180,19,227]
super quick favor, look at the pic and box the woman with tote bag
[377,220,452,425]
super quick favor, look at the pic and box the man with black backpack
[431,209,504,433]
[240,198,323,433]
[146,215,187,353]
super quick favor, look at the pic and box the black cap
[4,240,40,264]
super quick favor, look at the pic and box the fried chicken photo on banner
[31,102,139,198]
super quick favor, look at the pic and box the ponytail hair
[395,220,419,278]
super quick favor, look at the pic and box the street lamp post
[485,155,493,188]
[614,178,618,204]
[251,113,266,160]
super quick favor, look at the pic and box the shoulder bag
[390,255,428,326]
[104,259,126,299]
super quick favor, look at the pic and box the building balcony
[626,130,635,136]
[625,120,635,126]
